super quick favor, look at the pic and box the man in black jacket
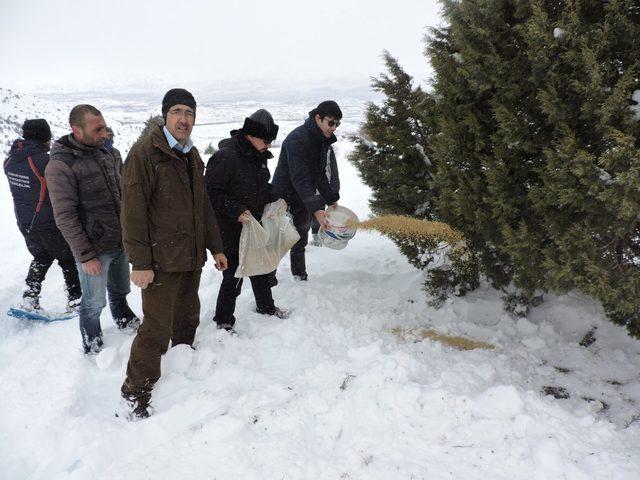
[206,109,288,332]
[271,101,342,280]
[3,119,81,311]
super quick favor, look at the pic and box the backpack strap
[27,156,47,213]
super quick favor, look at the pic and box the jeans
[76,249,131,352]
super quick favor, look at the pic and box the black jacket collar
[304,116,337,146]
[219,131,274,161]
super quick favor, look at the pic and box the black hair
[315,100,342,120]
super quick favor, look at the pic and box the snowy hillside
[0,88,141,157]
[1,90,639,479]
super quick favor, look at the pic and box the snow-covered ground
[1,89,639,479]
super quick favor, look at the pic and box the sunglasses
[326,119,341,128]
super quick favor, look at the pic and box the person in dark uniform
[3,119,81,311]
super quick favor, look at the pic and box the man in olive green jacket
[120,88,227,420]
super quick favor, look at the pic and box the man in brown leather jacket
[119,88,227,420]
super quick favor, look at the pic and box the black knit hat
[240,109,279,143]
[161,88,196,122]
[22,119,51,143]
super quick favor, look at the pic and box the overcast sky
[0,0,442,93]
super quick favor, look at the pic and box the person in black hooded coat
[3,119,81,310]
[205,109,288,332]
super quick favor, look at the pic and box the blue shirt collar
[163,126,193,154]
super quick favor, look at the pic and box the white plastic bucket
[318,205,359,250]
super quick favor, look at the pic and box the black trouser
[214,252,275,327]
[289,207,312,277]
[311,217,320,235]
[21,227,81,301]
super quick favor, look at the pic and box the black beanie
[22,119,52,143]
[161,88,197,121]
[240,109,279,143]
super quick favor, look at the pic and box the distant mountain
[0,86,369,160]
[24,78,379,105]
[0,87,141,157]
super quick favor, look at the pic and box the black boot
[119,389,153,421]
[256,306,290,319]
[63,272,81,312]
[110,302,140,330]
[21,294,41,311]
